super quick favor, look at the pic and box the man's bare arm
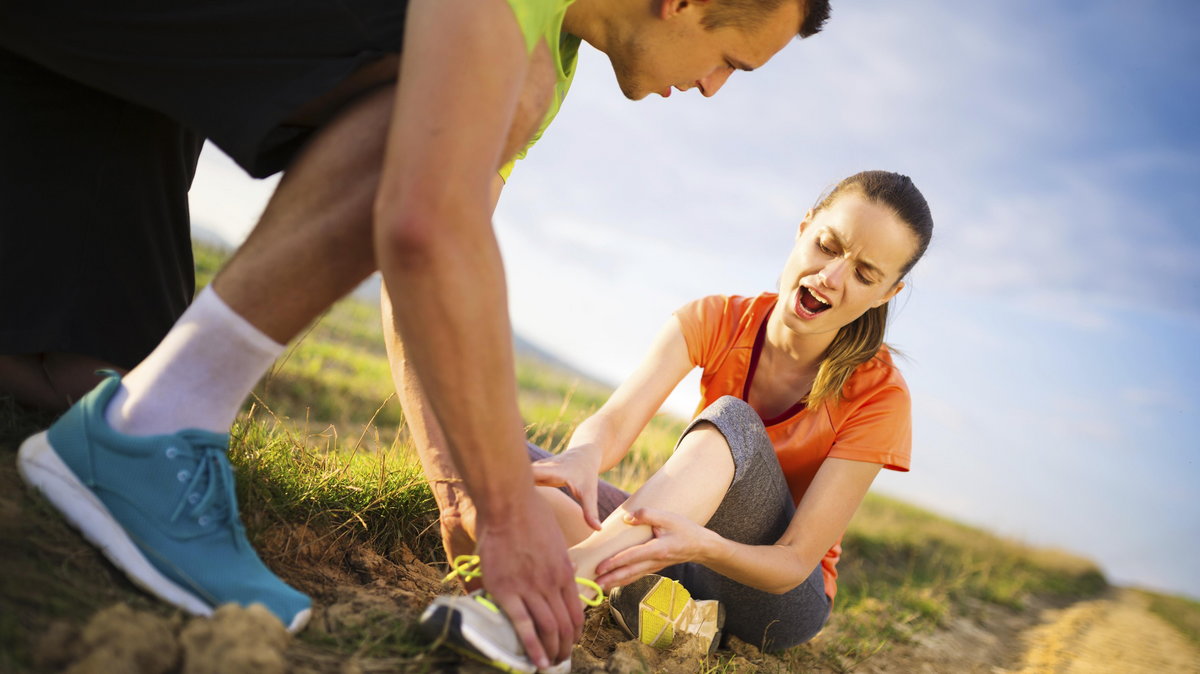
[381,174,507,566]
[374,0,580,667]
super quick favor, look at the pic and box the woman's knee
[686,396,775,486]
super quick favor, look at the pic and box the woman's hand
[592,507,715,590]
[531,445,604,531]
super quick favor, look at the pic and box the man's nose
[696,66,733,97]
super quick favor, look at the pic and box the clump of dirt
[180,604,290,674]
[34,603,290,674]
[33,604,177,673]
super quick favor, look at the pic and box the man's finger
[550,579,581,663]
[528,590,564,662]
[562,573,585,645]
[496,592,549,670]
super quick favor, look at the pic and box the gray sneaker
[419,591,570,674]
[608,574,724,653]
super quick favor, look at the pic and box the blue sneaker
[16,373,311,632]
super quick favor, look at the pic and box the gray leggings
[529,395,831,652]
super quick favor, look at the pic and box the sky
[189,1,1200,599]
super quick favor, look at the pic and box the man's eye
[817,240,835,255]
[856,270,875,285]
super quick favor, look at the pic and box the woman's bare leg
[561,422,734,597]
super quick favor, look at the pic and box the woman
[422,169,933,670]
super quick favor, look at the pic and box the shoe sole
[419,603,536,674]
[17,431,311,633]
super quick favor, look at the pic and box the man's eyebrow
[825,229,884,277]
[727,58,755,72]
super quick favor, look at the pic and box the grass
[0,240,1117,672]
[790,495,1108,671]
[195,240,1110,670]
[1137,589,1200,648]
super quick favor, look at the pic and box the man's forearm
[378,202,532,520]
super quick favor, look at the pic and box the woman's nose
[819,259,847,288]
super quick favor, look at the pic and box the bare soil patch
[1004,589,1200,673]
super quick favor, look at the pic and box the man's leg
[0,354,123,411]
[107,85,394,436]
[19,85,398,634]
[0,48,202,410]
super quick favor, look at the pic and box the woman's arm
[596,457,881,594]
[531,316,694,527]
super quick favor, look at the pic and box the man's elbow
[373,190,462,265]
[374,175,495,264]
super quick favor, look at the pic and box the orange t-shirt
[675,293,912,600]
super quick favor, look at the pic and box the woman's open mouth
[796,285,832,317]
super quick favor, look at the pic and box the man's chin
[619,86,647,101]
[613,76,649,101]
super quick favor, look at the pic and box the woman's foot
[608,574,724,654]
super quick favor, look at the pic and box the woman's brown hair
[806,170,933,409]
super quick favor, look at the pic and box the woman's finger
[580,482,602,530]
[595,539,660,577]
[530,462,566,487]
[595,559,664,590]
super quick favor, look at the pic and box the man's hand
[531,446,604,532]
[476,489,584,669]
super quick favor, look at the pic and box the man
[5,0,828,669]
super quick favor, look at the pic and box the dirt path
[1005,589,1200,673]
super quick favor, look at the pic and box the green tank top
[498,0,581,181]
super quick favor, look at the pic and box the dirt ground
[1003,589,1200,674]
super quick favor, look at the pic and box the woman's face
[777,190,919,338]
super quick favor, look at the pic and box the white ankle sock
[106,285,285,436]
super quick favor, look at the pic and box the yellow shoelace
[444,554,605,607]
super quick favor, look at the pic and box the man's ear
[659,0,709,20]
[874,281,905,307]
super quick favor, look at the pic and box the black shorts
[0,0,408,366]
[0,0,409,178]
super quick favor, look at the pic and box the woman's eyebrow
[825,229,884,277]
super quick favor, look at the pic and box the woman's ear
[874,281,905,307]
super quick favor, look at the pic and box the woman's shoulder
[842,345,910,402]
[676,292,776,327]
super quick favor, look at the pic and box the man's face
[610,0,804,100]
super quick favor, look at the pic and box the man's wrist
[472,475,538,527]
